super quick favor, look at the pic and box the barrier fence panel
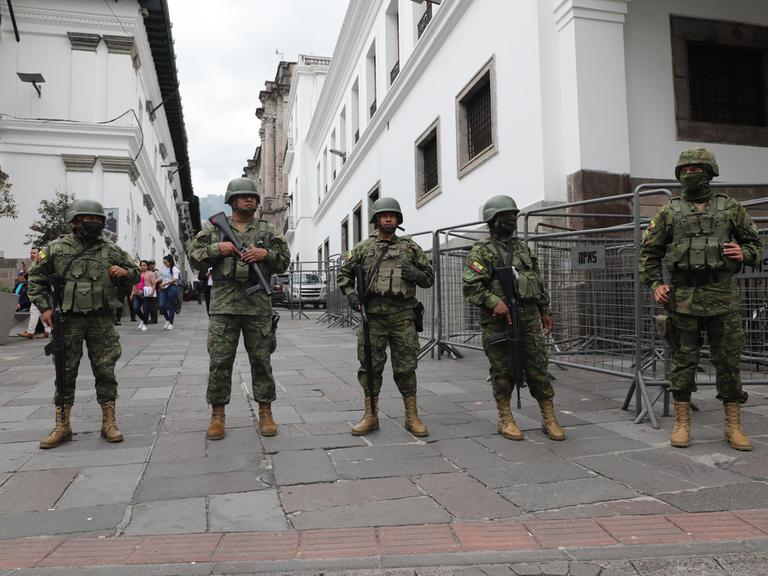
[280,261,329,320]
[312,184,767,429]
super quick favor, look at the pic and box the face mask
[492,220,517,237]
[680,171,712,202]
[80,220,104,240]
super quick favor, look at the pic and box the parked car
[271,273,289,306]
[283,271,327,308]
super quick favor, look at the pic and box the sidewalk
[1,304,767,574]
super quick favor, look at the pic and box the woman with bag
[133,260,156,332]
[158,254,180,331]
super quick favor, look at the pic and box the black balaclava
[679,168,713,203]
[77,219,105,242]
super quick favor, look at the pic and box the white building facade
[0,0,199,270]
[286,0,768,262]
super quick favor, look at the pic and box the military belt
[674,270,731,288]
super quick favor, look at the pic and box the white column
[554,0,631,175]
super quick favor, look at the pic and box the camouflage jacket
[337,234,434,315]
[638,194,762,316]
[462,235,551,322]
[28,233,140,314]
[188,217,290,315]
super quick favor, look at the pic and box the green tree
[26,189,75,246]
[0,176,17,219]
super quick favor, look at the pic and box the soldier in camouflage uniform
[28,199,140,448]
[337,197,434,437]
[462,195,565,441]
[639,148,762,451]
[188,178,290,440]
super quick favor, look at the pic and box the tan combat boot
[669,400,691,448]
[403,396,428,437]
[100,401,124,443]
[538,398,566,441]
[258,402,278,437]
[40,404,73,449]
[351,397,379,435]
[207,405,226,440]
[495,397,524,440]
[724,402,752,451]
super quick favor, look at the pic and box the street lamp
[17,73,45,98]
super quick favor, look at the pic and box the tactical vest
[58,240,118,313]
[211,219,271,283]
[489,238,544,302]
[665,194,737,273]
[363,238,416,298]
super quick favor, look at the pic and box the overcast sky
[166,0,349,199]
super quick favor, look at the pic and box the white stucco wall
[625,0,768,181]
[0,0,187,269]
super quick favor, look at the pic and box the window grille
[688,41,766,127]
[465,79,492,159]
[420,133,438,195]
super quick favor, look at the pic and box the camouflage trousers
[669,310,744,402]
[206,314,276,405]
[481,303,554,401]
[54,313,121,405]
[356,309,419,397]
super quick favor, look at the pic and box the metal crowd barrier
[312,184,768,429]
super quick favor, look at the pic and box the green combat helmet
[369,197,403,224]
[675,148,720,180]
[66,199,105,222]
[224,177,260,205]
[482,195,518,223]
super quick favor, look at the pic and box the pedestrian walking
[146,259,160,324]
[639,148,762,451]
[337,197,434,437]
[158,255,180,330]
[27,199,140,448]
[132,260,156,331]
[188,177,290,440]
[462,195,565,441]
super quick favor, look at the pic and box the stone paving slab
[414,472,521,519]
[280,477,422,513]
[499,477,641,512]
[209,489,288,532]
[0,468,80,513]
[272,448,339,485]
[133,470,272,502]
[56,464,143,508]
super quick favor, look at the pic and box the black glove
[347,292,361,311]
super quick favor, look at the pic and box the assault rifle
[354,265,376,403]
[44,275,67,422]
[486,265,526,409]
[209,212,272,296]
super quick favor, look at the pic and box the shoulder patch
[469,261,485,273]
[38,248,47,260]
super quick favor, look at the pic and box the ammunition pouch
[655,314,676,348]
[413,301,424,333]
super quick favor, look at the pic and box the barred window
[456,58,497,177]
[672,16,768,147]
[415,119,441,206]
[465,79,492,158]
[688,42,766,127]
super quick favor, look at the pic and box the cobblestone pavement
[1,305,767,574]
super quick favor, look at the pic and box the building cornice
[553,0,630,31]
[0,5,136,34]
[61,154,97,172]
[312,0,470,223]
[100,156,139,183]
[67,32,101,51]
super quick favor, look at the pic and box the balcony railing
[390,60,400,84]
[369,99,377,118]
[418,3,433,38]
